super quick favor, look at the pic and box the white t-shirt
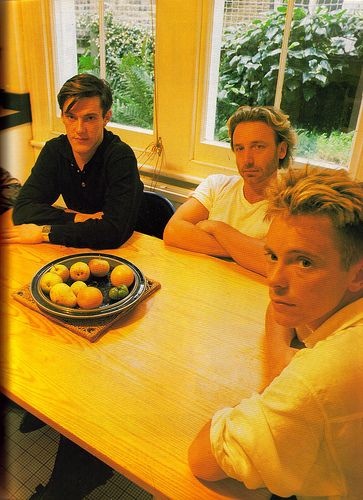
[210,298,363,499]
[192,174,270,239]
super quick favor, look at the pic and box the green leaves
[112,52,154,128]
[76,12,154,128]
[216,6,362,139]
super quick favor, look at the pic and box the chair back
[135,190,176,239]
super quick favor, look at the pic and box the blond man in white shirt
[189,166,363,500]
[163,106,297,276]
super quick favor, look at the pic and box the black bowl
[30,253,146,320]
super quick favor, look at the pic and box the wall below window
[1,0,35,183]
[1,125,35,183]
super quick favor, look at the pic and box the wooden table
[1,233,272,499]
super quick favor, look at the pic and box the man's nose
[243,148,254,166]
[267,263,288,290]
[75,118,85,133]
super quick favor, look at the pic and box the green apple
[50,264,70,282]
[49,283,77,308]
[39,272,63,294]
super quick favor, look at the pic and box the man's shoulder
[102,130,135,157]
[42,134,69,154]
[286,308,363,391]
[36,135,73,165]
[201,174,241,189]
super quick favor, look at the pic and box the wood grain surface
[1,233,272,499]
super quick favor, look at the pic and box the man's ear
[103,109,112,125]
[278,141,287,160]
[348,259,363,293]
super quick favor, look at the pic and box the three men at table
[2,73,143,248]
[164,105,297,276]
[189,166,363,499]
[3,79,297,282]
[8,73,362,497]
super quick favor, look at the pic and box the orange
[76,286,103,309]
[70,280,87,296]
[110,264,135,287]
[88,258,110,277]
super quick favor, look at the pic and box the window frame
[24,0,363,184]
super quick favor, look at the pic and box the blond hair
[265,166,363,269]
[227,105,297,168]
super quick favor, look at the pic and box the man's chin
[272,309,300,328]
[71,142,91,150]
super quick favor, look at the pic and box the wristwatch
[41,225,51,242]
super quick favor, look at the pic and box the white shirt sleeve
[191,174,221,212]
[210,347,347,497]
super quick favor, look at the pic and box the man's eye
[298,258,312,268]
[265,251,277,262]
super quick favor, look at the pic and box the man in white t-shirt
[188,167,363,500]
[163,105,297,276]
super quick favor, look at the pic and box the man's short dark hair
[57,74,113,117]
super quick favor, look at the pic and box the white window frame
[23,0,363,184]
[194,0,363,179]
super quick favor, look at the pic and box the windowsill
[29,139,349,204]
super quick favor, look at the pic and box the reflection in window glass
[209,0,362,168]
[75,0,155,129]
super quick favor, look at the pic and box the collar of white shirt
[296,298,363,349]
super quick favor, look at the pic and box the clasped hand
[196,219,226,235]
[0,208,104,244]
[1,222,44,244]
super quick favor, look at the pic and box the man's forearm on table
[164,220,229,256]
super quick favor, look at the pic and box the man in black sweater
[3,73,143,248]
[3,74,143,498]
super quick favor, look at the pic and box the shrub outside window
[53,0,155,131]
[205,0,363,169]
[51,0,363,181]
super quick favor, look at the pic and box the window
[53,0,154,130]
[20,0,363,186]
[202,0,363,170]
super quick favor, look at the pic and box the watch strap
[41,225,51,242]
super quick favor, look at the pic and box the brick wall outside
[75,0,360,31]
[222,0,357,30]
[75,0,153,28]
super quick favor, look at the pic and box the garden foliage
[77,12,154,128]
[77,8,362,164]
[217,5,362,145]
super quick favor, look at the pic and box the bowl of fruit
[30,253,146,320]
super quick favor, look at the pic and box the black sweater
[13,130,143,249]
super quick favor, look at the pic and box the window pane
[76,0,100,75]
[75,0,155,130]
[207,0,362,169]
[281,2,363,167]
[208,0,285,143]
